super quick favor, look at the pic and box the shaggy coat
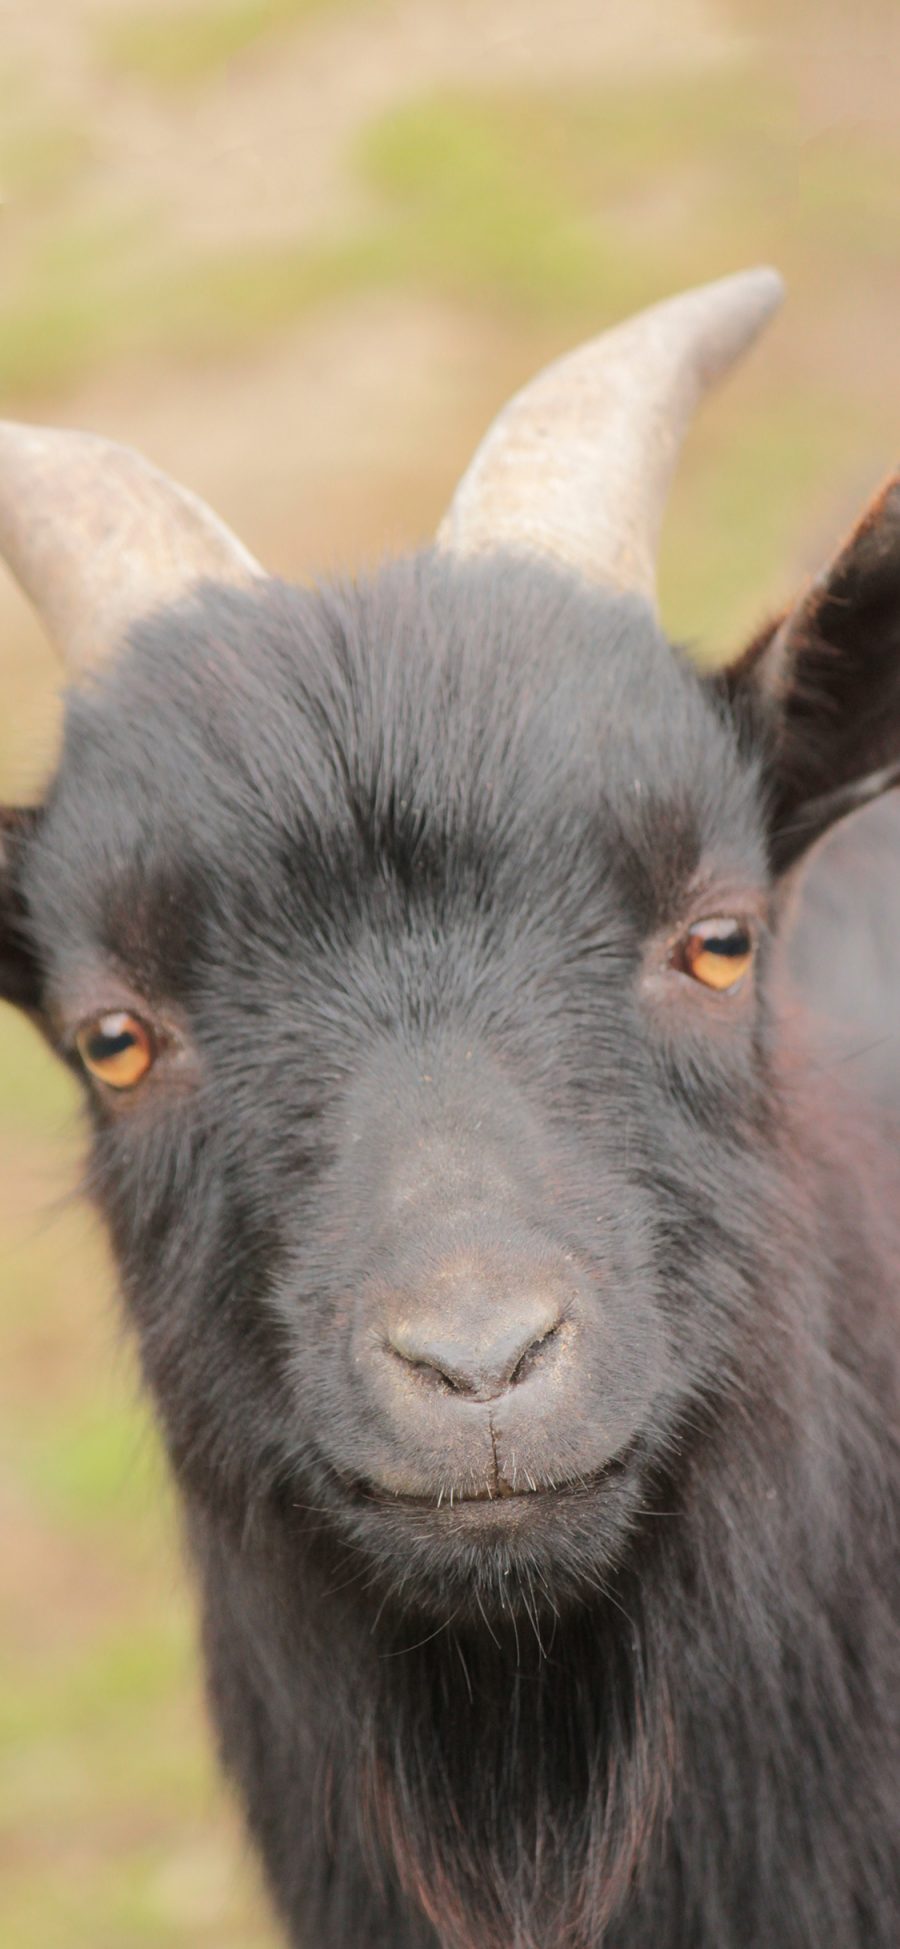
[2,542,900,1948]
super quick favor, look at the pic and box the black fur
[3,551,899,1947]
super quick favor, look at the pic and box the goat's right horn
[437,267,784,606]
[0,423,262,676]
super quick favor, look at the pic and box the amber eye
[76,1012,155,1089]
[680,918,754,992]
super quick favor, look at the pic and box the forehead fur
[32,551,765,988]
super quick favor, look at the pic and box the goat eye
[76,1012,155,1089]
[679,918,753,992]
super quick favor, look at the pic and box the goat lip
[359,1449,631,1514]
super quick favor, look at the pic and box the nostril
[508,1320,561,1389]
[386,1326,474,1395]
[387,1298,564,1402]
[395,1352,466,1396]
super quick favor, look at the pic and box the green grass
[0,1594,270,1943]
[358,88,670,318]
[0,1011,77,1139]
[0,207,170,397]
[101,0,362,91]
[0,1614,194,1757]
[357,70,900,317]
[0,120,90,204]
[661,390,883,656]
[2,62,898,414]
[9,1396,169,1534]
[0,213,395,398]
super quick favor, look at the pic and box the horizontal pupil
[87,1029,137,1063]
[700,932,749,959]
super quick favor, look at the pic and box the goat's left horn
[437,267,784,606]
[0,423,262,674]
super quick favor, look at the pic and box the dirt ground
[0,0,898,1942]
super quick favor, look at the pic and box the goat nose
[388,1294,563,1401]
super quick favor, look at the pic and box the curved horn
[0,423,262,674]
[437,267,784,604]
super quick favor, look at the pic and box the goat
[1,268,898,1948]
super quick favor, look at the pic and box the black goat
[1,269,898,1948]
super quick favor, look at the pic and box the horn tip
[730,263,785,298]
[674,264,785,390]
[710,263,786,331]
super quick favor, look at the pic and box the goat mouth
[360,1448,633,1514]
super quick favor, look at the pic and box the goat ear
[0,808,43,1010]
[724,472,900,871]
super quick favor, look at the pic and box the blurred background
[0,0,897,1941]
